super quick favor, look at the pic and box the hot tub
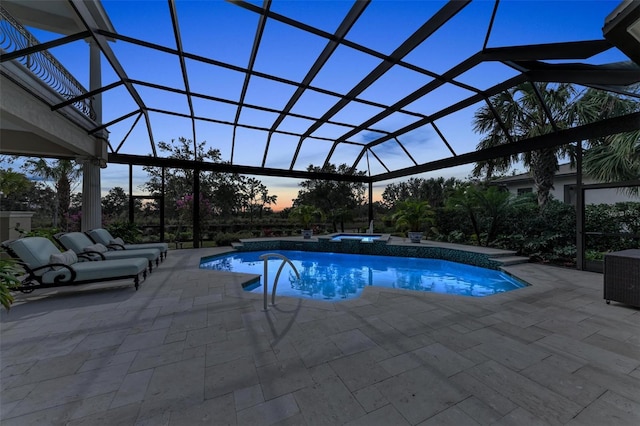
[330,233,382,242]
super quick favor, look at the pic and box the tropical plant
[0,258,22,310]
[583,130,640,192]
[446,185,483,244]
[578,88,640,192]
[105,221,141,243]
[492,197,576,263]
[446,185,516,246]
[391,199,435,235]
[472,82,578,208]
[289,204,325,229]
[25,227,60,239]
[585,201,640,254]
[21,158,81,230]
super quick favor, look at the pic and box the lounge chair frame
[86,228,168,261]
[54,232,160,272]
[2,240,147,292]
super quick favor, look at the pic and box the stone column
[81,40,104,231]
[89,40,102,121]
[81,159,102,231]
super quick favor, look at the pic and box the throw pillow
[110,237,125,245]
[50,249,78,270]
[85,243,108,253]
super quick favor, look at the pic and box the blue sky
[17,0,631,208]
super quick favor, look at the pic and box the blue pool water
[200,250,527,301]
[330,234,382,242]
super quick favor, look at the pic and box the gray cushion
[87,228,112,246]
[58,232,99,254]
[9,237,60,273]
[40,257,148,284]
[85,243,108,253]
[102,248,160,262]
[50,249,78,270]
[88,228,168,254]
[110,237,125,245]
[123,242,169,253]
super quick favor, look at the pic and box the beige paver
[1,245,639,425]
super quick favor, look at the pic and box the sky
[12,0,631,210]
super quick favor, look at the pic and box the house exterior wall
[502,174,639,205]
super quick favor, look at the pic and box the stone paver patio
[1,245,639,425]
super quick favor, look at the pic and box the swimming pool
[200,250,527,301]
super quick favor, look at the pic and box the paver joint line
[1,248,638,425]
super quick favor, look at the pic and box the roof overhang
[1,0,114,36]
[603,0,640,65]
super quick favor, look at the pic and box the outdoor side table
[604,249,640,307]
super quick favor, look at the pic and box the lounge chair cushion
[85,243,108,253]
[88,228,169,254]
[50,249,78,270]
[58,232,103,254]
[40,257,148,284]
[9,237,60,275]
[110,237,125,245]
[122,242,169,253]
[58,232,160,264]
[99,248,160,263]
[6,237,148,287]
[88,228,118,246]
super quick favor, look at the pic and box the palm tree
[473,82,577,208]
[473,83,640,207]
[289,204,325,238]
[582,131,640,189]
[446,184,517,247]
[22,159,81,230]
[391,199,435,242]
[577,88,640,190]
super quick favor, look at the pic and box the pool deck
[1,242,639,425]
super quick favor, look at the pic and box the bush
[105,221,142,243]
[585,250,605,261]
[432,207,473,243]
[492,198,577,264]
[26,227,60,240]
[585,202,640,253]
[0,258,22,310]
[213,231,253,247]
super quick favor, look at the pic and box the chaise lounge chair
[2,237,148,291]
[86,228,169,260]
[55,232,161,272]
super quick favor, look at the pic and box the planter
[302,229,313,239]
[0,211,35,242]
[408,231,423,243]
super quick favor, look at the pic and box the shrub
[585,202,640,253]
[0,258,22,310]
[213,231,253,247]
[105,221,142,243]
[26,227,60,240]
[492,198,576,264]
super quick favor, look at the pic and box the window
[564,185,576,205]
